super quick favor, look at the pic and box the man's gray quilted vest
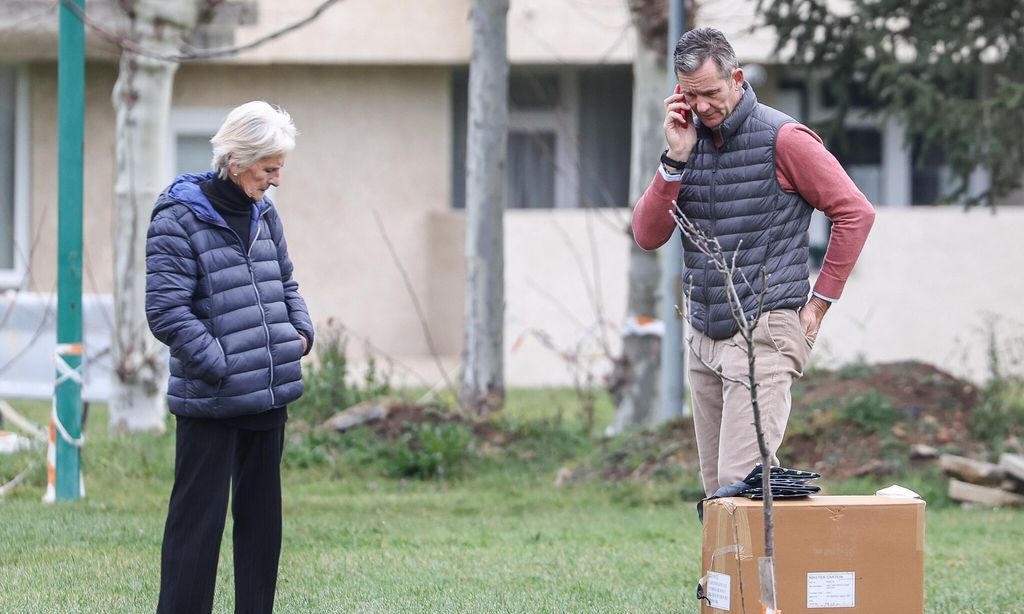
[676,82,814,340]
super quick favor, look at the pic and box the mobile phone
[679,96,693,127]
[673,86,693,127]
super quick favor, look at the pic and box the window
[166,107,227,180]
[773,77,828,267]
[0,66,29,289]
[778,71,993,207]
[175,134,215,176]
[452,66,632,209]
[774,79,808,123]
[831,127,884,207]
[169,106,288,202]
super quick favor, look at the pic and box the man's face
[676,58,744,130]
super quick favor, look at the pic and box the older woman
[146,100,313,614]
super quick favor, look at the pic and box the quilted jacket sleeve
[268,207,314,355]
[145,210,227,384]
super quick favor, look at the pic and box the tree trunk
[108,0,199,432]
[609,8,668,433]
[461,0,509,417]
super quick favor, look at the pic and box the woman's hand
[664,85,697,163]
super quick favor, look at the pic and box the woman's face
[230,153,286,201]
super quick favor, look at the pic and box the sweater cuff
[657,164,684,183]
[812,272,846,302]
[652,167,683,198]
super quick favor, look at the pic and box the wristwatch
[660,149,687,171]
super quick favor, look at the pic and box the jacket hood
[152,171,272,221]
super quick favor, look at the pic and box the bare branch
[59,0,344,62]
[180,0,343,59]
[1,0,58,33]
[331,321,434,390]
[371,210,462,412]
[549,218,613,353]
[526,279,588,330]
[677,290,750,389]
[670,203,751,342]
[583,210,612,353]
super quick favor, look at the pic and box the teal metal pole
[658,0,687,421]
[55,0,85,501]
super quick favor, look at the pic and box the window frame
[791,70,992,207]
[0,65,31,290]
[165,106,230,183]
[507,68,580,209]
[802,75,910,207]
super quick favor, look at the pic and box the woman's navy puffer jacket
[145,171,314,419]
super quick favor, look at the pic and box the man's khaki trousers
[688,308,813,496]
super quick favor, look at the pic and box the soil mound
[596,361,987,482]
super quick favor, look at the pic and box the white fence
[0,293,120,402]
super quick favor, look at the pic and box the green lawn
[1,396,1022,613]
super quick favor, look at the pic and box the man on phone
[631,27,876,496]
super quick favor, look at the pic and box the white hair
[210,101,297,179]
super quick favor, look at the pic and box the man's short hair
[673,27,739,80]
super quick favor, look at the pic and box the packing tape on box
[710,498,753,565]
[915,505,925,552]
[704,498,756,613]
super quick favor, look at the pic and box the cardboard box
[699,496,925,613]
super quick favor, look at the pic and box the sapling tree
[671,205,782,611]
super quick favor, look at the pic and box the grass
[2,393,1023,613]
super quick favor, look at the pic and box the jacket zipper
[205,205,277,406]
[247,211,276,406]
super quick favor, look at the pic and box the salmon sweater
[631,123,876,301]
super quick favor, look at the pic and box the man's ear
[732,67,744,89]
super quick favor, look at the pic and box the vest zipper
[707,149,721,314]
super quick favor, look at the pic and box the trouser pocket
[763,308,812,375]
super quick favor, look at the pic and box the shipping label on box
[705,571,731,610]
[699,496,925,614]
[806,571,855,608]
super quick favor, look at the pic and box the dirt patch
[784,361,985,478]
[594,419,699,481]
[362,403,513,449]
[795,361,978,418]
[592,360,989,483]
[329,361,990,483]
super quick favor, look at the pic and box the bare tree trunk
[461,0,508,417]
[609,2,668,433]
[108,0,199,432]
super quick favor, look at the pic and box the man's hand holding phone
[663,85,697,166]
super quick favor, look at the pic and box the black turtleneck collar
[201,175,254,248]
[202,175,254,212]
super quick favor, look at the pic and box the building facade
[1,0,1022,392]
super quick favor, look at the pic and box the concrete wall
[28,62,119,296]
[0,0,634,65]
[24,60,1024,390]
[27,62,455,363]
[492,207,1024,386]
[232,0,633,65]
[812,207,1024,382]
